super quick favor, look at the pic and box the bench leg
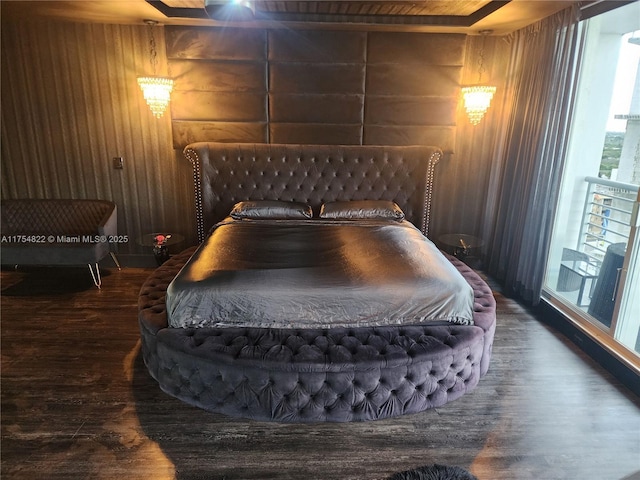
[109,252,122,270]
[88,263,102,289]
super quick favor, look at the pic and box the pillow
[319,200,405,221]
[230,200,313,220]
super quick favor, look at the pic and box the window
[544,3,640,367]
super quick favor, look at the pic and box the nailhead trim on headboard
[184,147,205,242]
[183,143,442,243]
[423,150,441,238]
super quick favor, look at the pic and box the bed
[138,143,496,423]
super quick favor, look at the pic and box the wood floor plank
[1,266,639,480]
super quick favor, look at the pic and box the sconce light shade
[137,76,174,118]
[462,85,496,125]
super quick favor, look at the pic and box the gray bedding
[166,218,474,329]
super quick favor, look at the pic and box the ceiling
[0,0,618,35]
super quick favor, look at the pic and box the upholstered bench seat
[1,199,121,287]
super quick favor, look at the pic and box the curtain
[483,5,586,304]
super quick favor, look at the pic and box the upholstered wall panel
[171,92,266,121]
[165,28,266,60]
[267,30,367,63]
[172,121,267,146]
[364,126,456,148]
[167,27,267,147]
[169,60,265,92]
[269,124,363,145]
[367,32,466,65]
[267,29,367,146]
[363,32,464,152]
[366,65,462,96]
[269,94,364,123]
[365,97,456,125]
[167,27,463,151]
[270,64,366,94]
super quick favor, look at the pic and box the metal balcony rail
[579,176,638,261]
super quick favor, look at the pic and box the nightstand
[138,233,185,265]
[438,233,484,269]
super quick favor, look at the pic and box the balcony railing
[578,176,638,262]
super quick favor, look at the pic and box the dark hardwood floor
[1,265,639,480]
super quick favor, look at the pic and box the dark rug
[388,464,478,480]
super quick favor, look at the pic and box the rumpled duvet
[166,218,474,329]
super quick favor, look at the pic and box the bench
[1,199,121,288]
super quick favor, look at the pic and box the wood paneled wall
[434,34,507,243]
[1,18,506,258]
[1,21,197,255]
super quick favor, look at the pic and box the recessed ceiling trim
[147,0,209,19]
[579,0,637,21]
[467,1,511,25]
[145,0,512,27]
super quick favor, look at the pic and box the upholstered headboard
[183,143,442,242]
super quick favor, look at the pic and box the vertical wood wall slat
[431,34,505,244]
[1,21,196,254]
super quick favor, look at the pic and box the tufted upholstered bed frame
[137,143,496,423]
[183,142,442,241]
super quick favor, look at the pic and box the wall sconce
[462,85,497,125]
[137,20,173,118]
[462,30,496,126]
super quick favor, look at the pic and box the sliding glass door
[611,189,640,353]
[544,3,640,364]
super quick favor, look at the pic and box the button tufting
[137,223,496,422]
